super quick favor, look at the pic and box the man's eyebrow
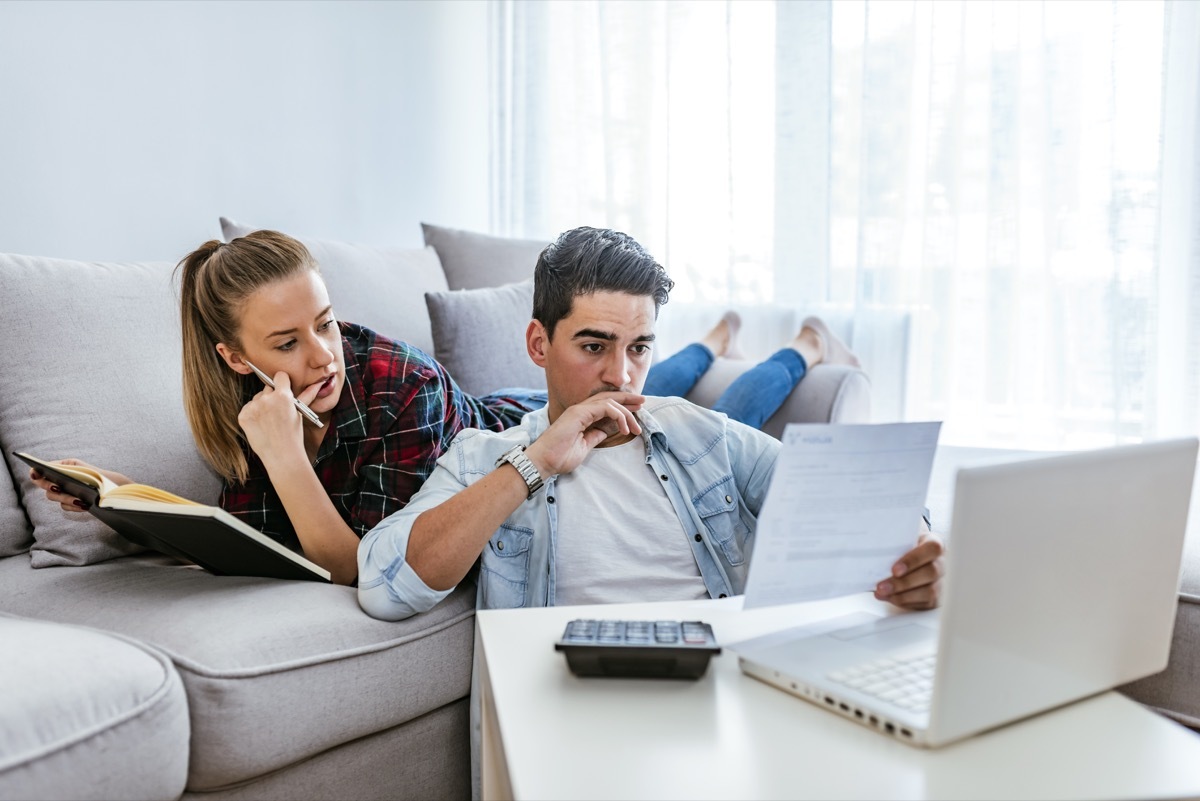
[572,328,617,341]
[571,328,656,342]
[266,305,333,339]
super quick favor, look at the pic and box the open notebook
[17,453,330,583]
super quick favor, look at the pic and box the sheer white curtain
[489,0,1200,448]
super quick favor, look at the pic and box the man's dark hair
[532,226,674,339]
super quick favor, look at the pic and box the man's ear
[214,343,254,375]
[526,320,550,368]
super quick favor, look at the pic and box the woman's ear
[214,343,253,375]
[526,319,549,368]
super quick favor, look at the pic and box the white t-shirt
[552,437,709,606]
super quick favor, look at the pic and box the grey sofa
[0,221,870,801]
[1118,517,1200,730]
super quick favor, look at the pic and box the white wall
[0,0,491,262]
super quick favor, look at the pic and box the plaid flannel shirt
[219,322,536,550]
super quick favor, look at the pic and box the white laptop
[735,437,1199,747]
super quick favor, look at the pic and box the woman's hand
[237,371,323,464]
[28,459,132,513]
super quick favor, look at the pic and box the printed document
[743,421,941,608]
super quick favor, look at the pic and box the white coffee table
[476,592,1200,800]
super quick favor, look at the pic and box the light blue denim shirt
[357,396,781,621]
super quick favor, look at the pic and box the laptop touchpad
[831,621,934,652]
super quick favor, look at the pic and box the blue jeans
[494,343,807,431]
[642,343,808,430]
[485,388,549,409]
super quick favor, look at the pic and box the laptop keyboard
[827,652,936,712]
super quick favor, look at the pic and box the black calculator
[554,619,721,679]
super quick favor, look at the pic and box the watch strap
[496,445,545,499]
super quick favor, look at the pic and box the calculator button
[681,623,709,644]
[654,623,680,643]
[598,622,623,641]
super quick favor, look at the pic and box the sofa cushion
[1118,488,1200,729]
[0,554,478,791]
[425,279,546,396]
[221,218,449,355]
[0,613,189,801]
[0,457,32,559]
[0,253,222,567]
[685,361,872,437]
[421,222,546,291]
[188,701,470,801]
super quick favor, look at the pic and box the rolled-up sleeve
[357,454,474,621]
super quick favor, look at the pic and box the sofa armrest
[684,359,871,438]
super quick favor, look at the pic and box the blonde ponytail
[174,232,319,483]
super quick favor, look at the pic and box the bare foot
[793,316,860,368]
[700,311,744,360]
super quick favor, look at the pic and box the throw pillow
[0,444,31,558]
[421,222,548,291]
[0,253,223,567]
[425,280,547,397]
[220,218,448,355]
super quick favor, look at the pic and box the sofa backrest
[219,219,551,396]
[0,222,505,566]
[220,217,449,355]
[0,253,220,566]
[0,220,871,569]
[420,222,547,291]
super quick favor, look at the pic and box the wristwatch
[495,445,545,499]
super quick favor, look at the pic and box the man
[357,227,942,620]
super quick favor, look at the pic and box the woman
[30,230,856,584]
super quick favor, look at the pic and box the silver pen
[243,361,324,428]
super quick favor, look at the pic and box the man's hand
[406,391,645,594]
[525,391,645,477]
[874,524,944,610]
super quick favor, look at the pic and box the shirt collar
[637,404,668,460]
[330,334,368,440]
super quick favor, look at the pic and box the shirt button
[719,593,728,599]
[547,496,556,504]
[660,474,669,481]
[497,541,504,551]
[694,533,702,542]
[725,494,732,503]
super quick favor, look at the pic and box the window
[491,0,1200,447]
